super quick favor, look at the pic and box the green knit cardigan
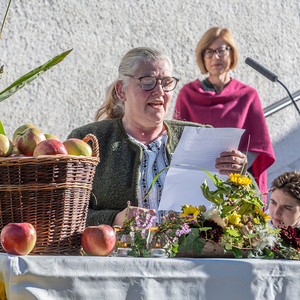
[68,118,262,226]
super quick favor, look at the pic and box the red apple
[0,134,12,157]
[44,133,60,141]
[12,124,36,144]
[33,139,68,156]
[81,225,116,256]
[1,223,37,255]
[63,138,92,156]
[15,127,46,156]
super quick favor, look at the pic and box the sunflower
[255,206,271,221]
[229,173,252,186]
[180,205,200,221]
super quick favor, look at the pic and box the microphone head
[245,57,278,82]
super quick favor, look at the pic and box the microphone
[245,57,278,82]
[245,57,300,115]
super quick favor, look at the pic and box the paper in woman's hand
[158,127,245,212]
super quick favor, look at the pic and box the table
[0,253,300,300]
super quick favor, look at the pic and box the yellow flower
[180,205,200,219]
[255,206,271,221]
[227,211,241,225]
[229,173,252,186]
[253,218,260,224]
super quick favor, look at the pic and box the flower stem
[0,0,12,41]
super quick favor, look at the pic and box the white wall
[0,0,299,191]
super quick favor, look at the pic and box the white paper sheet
[158,127,245,212]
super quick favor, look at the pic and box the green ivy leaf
[177,228,206,255]
[178,234,186,245]
[140,248,151,258]
[232,247,243,258]
[127,246,139,257]
[134,232,146,248]
[0,49,73,103]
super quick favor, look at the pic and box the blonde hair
[94,47,173,121]
[195,27,238,74]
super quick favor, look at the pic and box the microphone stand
[245,57,300,116]
[275,79,300,115]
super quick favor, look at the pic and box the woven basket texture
[0,134,99,256]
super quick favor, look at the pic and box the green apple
[0,134,13,157]
[15,127,46,156]
[63,138,93,156]
[13,124,36,144]
[44,133,60,141]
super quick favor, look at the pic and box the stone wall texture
[0,0,299,194]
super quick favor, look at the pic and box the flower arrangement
[115,168,300,260]
[115,202,192,257]
[176,171,281,258]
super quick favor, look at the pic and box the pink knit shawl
[173,79,275,203]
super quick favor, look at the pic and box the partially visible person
[68,47,253,227]
[267,171,300,229]
[172,27,275,203]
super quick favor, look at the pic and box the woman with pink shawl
[173,27,275,204]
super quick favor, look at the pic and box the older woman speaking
[68,47,252,227]
[173,27,275,203]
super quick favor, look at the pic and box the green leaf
[171,239,179,254]
[133,232,146,249]
[127,246,139,257]
[0,49,73,103]
[0,121,5,135]
[231,247,243,258]
[177,228,206,255]
[0,0,12,40]
[220,204,238,218]
[238,203,254,216]
[226,229,240,237]
[178,234,186,245]
[263,248,275,259]
[247,232,258,239]
[140,248,151,258]
[201,179,224,206]
[199,227,212,232]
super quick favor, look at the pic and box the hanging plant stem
[0,0,12,41]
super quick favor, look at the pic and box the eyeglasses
[202,46,231,59]
[124,75,179,91]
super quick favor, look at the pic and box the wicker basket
[0,134,99,256]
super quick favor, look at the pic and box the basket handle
[83,134,99,158]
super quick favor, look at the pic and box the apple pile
[0,124,93,157]
[1,222,37,255]
[81,225,116,256]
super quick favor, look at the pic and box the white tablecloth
[0,253,300,300]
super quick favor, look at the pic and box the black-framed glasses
[124,75,179,91]
[202,46,231,59]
